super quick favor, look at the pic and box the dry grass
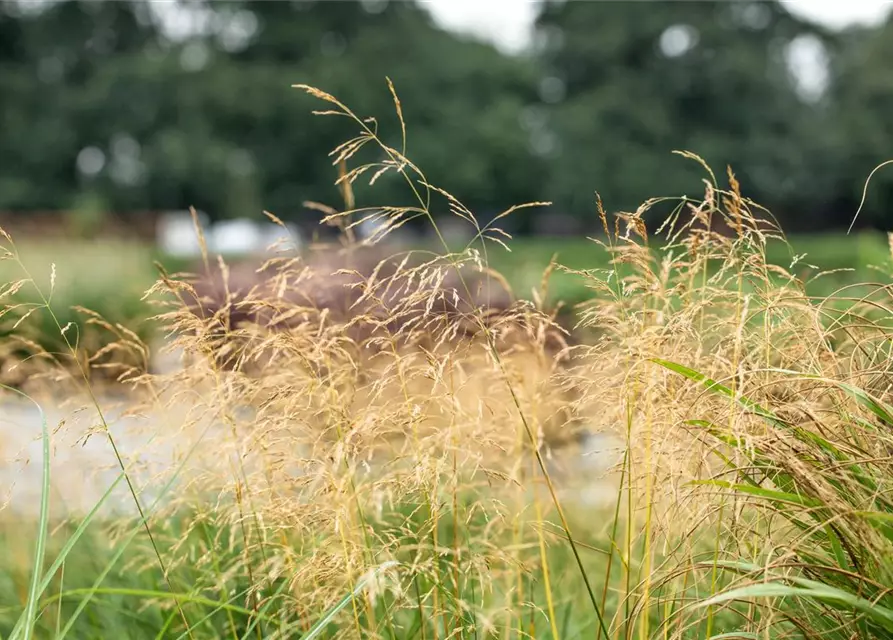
[1,83,892,639]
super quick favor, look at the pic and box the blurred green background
[2,0,893,357]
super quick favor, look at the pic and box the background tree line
[0,0,891,235]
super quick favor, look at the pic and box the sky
[423,1,893,54]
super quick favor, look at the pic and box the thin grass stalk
[198,519,241,638]
[295,80,612,636]
[638,383,655,640]
[528,367,561,640]
[600,445,628,640]
[509,399,526,640]
[534,470,561,640]
[7,252,195,639]
[622,396,634,640]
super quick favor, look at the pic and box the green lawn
[2,231,889,342]
[484,230,892,305]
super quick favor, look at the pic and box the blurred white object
[357,214,386,241]
[209,218,263,255]
[158,212,302,257]
[157,210,208,258]
[209,218,301,256]
[357,210,419,246]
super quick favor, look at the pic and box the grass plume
[1,83,892,639]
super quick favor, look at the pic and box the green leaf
[655,360,844,457]
[651,358,786,427]
[684,419,797,490]
[830,381,893,426]
[36,473,125,597]
[57,420,215,637]
[690,480,823,508]
[237,574,301,640]
[824,523,850,572]
[4,386,50,640]
[44,588,276,623]
[699,582,893,631]
[853,511,893,543]
[302,561,400,640]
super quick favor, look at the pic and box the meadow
[0,229,888,341]
[1,84,892,640]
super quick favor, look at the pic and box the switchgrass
[1,83,891,639]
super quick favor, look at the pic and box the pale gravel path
[2,396,158,516]
[0,391,622,519]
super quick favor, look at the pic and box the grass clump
[1,82,892,639]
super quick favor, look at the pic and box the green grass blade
[177,585,254,640]
[684,419,795,489]
[827,380,893,426]
[238,572,302,640]
[698,582,893,631]
[155,610,180,640]
[689,480,822,508]
[3,386,50,640]
[851,511,893,543]
[656,362,845,454]
[823,524,850,572]
[36,473,125,596]
[656,361,856,468]
[43,588,280,623]
[55,420,214,637]
[301,561,399,640]
[54,538,142,639]
[699,480,853,563]
[651,359,785,426]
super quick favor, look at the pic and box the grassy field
[490,230,892,304]
[2,85,893,639]
[0,218,893,638]
[2,219,891,638]
[1,229,889,325]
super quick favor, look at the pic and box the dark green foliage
[534,0,835,225]
[1,1,892,232]
[0,0,545,233]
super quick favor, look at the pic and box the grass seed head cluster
[0,83,892,639]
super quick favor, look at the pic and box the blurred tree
[0,0,546,235]
[0,0,159,213]
[822,17,893,231]
[532,0,837,230]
